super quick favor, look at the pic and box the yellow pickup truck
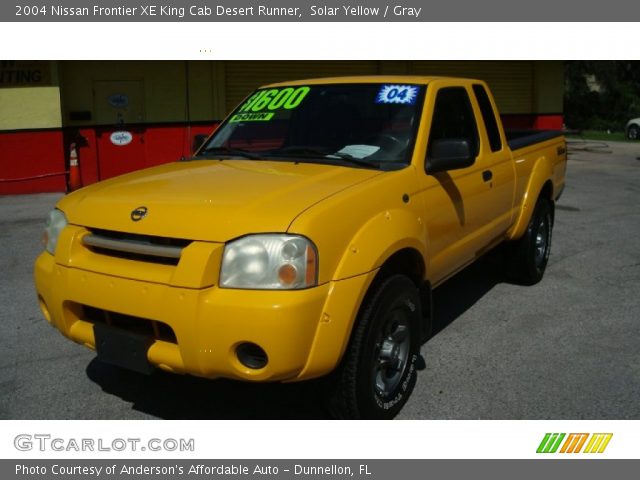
[35,76,566,419]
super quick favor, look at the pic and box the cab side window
[427,87,480,167]
[473,84,502,152]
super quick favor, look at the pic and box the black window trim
[472,83,503,153]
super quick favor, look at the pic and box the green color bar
[537,433,567,453]
[542,433,558,453]
[537,433,552,453]
[549,433,566,453]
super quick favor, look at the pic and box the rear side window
[427,87,479,160]
[473,84,502,152]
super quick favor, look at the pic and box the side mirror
[426,139,475,174]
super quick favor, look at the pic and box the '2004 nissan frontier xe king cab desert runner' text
[35,76,567,419]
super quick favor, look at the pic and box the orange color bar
[574,433,590,453]
[560,434,575,453]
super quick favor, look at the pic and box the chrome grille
[83,229,191,265]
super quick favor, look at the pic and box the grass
[565,130,633,142]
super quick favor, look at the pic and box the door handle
[482,170,493,182]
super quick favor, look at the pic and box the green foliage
[565,130,630,142]
[564,61,640,131]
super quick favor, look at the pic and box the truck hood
[58,159,382,242]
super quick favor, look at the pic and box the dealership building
[0,60,564,194]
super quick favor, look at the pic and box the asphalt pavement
[1,140,639,419]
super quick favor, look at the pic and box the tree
[564,61,640,131]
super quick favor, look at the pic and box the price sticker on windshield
[239,86,310,114]
[376,85,419,105]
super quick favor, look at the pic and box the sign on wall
[0,60,51,86]
[110,131,133,146]
[107,93,129,108]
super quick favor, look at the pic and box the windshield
[198,83,425,170]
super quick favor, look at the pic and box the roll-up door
[408,61,534,114]
[223,61,381,113]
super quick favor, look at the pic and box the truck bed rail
[506,129,564,151]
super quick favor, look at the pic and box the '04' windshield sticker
[237,86,311,116]
[376,85,419,105]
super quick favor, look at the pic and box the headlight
[42,209,68,255]
[220,234,318,290]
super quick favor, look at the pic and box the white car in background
[627,118,640,140]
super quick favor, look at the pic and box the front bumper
[34,250,373,382]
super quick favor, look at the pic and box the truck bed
[506,129,564,151]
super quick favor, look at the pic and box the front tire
[327,275,421,419]
[628,125,639,140]
[507,197,553,285]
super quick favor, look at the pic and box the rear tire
[506,197,553,285]
[326,275,421,419]
[628,125,640,140]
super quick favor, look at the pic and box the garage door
[223,61,381,112]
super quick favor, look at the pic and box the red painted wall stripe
[501,114,563,130]
[0,129,66,195]
[1,116,562,195]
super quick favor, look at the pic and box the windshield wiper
[327,152,379,169]
[193,146,260,160]
[265,146,378,169]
